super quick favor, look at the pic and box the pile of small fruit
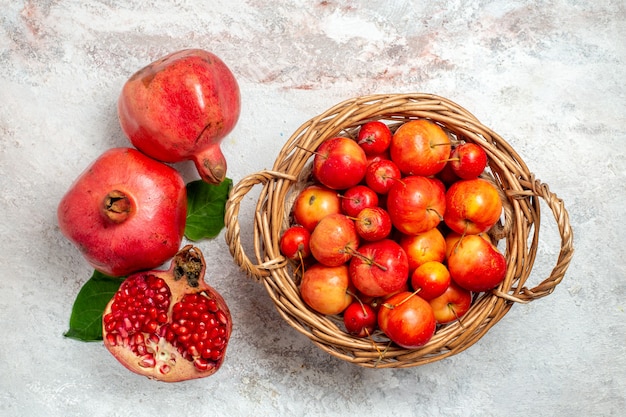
[279,119,507,349]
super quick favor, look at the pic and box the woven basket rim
[224,93,574,368]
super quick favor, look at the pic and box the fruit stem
[448,303,465,328]
[102,190,132,223]
[295,144,323,158]
[439,157,460,163]
[350,292,368,316]
[382,288,422,310]
[346,247,388,271]
[427,208,444,221]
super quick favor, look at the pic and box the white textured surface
[1,1,625,416]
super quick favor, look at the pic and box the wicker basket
[224,93,574,368]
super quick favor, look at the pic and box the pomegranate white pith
[102,245,231,382]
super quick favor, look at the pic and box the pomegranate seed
[174,325,189,336]
[194,358,215,372]
[142,321,158,333]
[106,333,117,346]
[201,347,213,359]
[208,327,219,339]
[184,294,199,303]
[211,337,224,349]
[206,299,218,313]
[210,350,222,361]
[217,311,228,325]
[139,354,156,368]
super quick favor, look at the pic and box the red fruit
[279,225,312,261]
[312,137,368,190]
[399,228,447,273]
[436,149,461,187]
[310,213,360,267]
[410,261,451,301]
[102,246,232,382]
[340,185,379,217]
[444,178,503,235]
[447,234,507,292]
[343,301,377,337]
[356,121,392,155]
[349,239,409,298]
[364,158,402,195]
[118,49,240,184]
[300,263,354,315]
[450,142,488,179]
[390,119,451,177]
[292,185,341,232]
[353,207,393,242]
[429,282,472,324]
[386,175,446,235]
[57,148,187,277]
[378,292,436,349]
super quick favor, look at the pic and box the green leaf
[184,178,232,241]
[64,270,125,342]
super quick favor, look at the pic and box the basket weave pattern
[224,93,574,368]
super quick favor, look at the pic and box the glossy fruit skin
[444,178,503,235]
[389,119,451,176]
[354,207,392,242]
[445,231,492,261]
[378,291,436,349]
[343,301,377,337]
[102,246,232,382]
[340,185,379,218]
[349,239,409,298]
[57,148,187,277]
[312,137,368,190]
[399,227,447,273]
[118,49,240,184]
[300,263,354,315]
[450,142,488,179]
[357,121,392,155]
[279,225,312,261]
[364,158,402,195]
[292,185,341,232]
[429,282,473,324]
[410,261,451,301]
[447,234,507,292]
[386,175,446,235]
[309,213,360,267]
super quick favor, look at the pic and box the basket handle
[224,170,297,280]
[495,176,574,303]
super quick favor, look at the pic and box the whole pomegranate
[57,147,187,277]
[118,49,241,184]
[102,245,232,382]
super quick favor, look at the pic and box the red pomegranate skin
[57,147,187,277]
[118,49,241,184]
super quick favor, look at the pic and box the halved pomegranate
[102,245,232,382]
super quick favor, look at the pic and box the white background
[1,1,624,416]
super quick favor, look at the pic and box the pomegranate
[118,49,241,184]
[102,245,232,382]
[57,147,187,277]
